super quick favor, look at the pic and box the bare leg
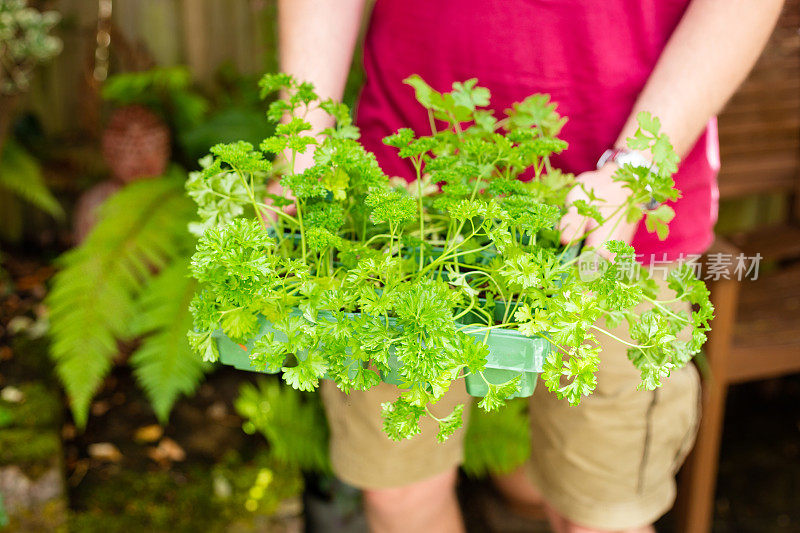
[493,468,655,533]
[362,468,464,533]
[493,465,544,503]
[492,465,547,518]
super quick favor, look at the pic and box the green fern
[129,259,207,423]
[462,398,531,477]
[0,139,63,218]
[47,171,196,427]
[235,379,331,473]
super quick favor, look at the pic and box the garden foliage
[0,139,63,229]
[47,172,203,427]
[0,0,61,95]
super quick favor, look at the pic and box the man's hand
[558,163,637,253]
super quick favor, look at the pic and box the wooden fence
[27,0,278,135]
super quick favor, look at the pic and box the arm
[269,0,367,209]
[561,0,785,248]
[616,0,784,156]
[278,0,366,135]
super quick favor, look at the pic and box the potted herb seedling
[186,74,713,442]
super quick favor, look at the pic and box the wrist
[596,147,654,172]
[595,148,660,210]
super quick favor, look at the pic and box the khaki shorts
[320,277,700,530]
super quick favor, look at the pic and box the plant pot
[101,105,171,182]
[214,314,363,380]
[214,243,580,397]
[461,326,547,398]
[214,311,547,399]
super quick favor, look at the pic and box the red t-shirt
[354,0,719,260]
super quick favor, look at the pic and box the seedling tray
[214,312,547,399]
[215,242,580,398]
[213,315,362,380]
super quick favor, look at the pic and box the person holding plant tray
[185,1,783,532]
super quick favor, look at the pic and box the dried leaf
[88,442,122,462]
[134,424,163,443]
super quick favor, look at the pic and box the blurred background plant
[0,0,63,246]
[0,0,61,96]
[0,0,61,150]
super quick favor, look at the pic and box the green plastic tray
[214,315,362,380]
[461,326,547,398]
[215,313,547,399]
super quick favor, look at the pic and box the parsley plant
[186,74,713,441]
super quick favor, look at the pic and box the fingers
[558,182,592,246]
[263,180,296,222]
[558,206,589,246]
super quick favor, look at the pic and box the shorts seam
[637,388,660,493]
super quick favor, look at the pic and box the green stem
[288,149,307,261]
[427,109,437,136]
[589,325,654,349]
[641,295,690,323]
[460,323,518,334]
[414,157,425,270]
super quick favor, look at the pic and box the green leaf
[365,187,417,225]
[322,167,350,201]
[478,376,521,412]
[130,260,208,423]
[220,306,260,340]
[403,75,444,111]
[0,139,63,218]
[47,175,195,428]
[644,204,675,240]
[258,73,295,99]
[282,353,327,392]
[187,330,219,363]
[250,332,289,372]
[451,79,490,111]
[436,403,465,443]
[210,141,272,174]
[381,399,425,441]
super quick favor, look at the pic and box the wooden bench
[676,2,800,531]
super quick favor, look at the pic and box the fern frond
[235,379,331,473]
[46,171,195,427]
[462,398,530,477]
[0,139,63,218]
[129,259,207,422]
